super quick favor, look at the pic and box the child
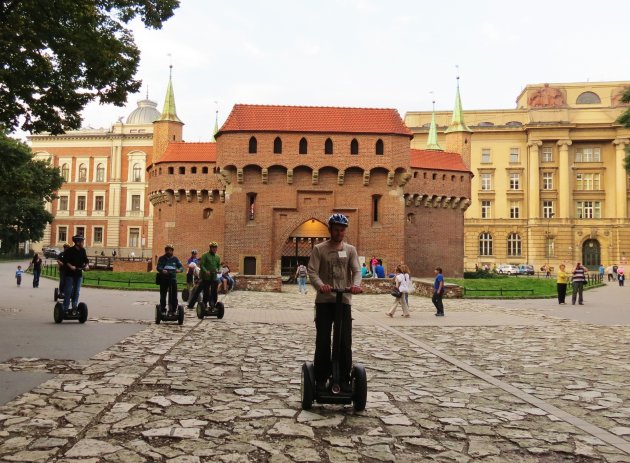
[220,262,233,293]
[16,265,23,286]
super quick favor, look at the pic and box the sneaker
[386,312,393,317]
[403,314,410,318]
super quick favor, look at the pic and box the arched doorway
[281,219,329,279]
[582,239,600,270]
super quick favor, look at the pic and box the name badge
[338,251,347,258]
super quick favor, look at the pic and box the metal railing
[463,288,534,296]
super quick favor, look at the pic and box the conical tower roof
[211,110,218,142]
[425,101,442,150]
[445,77,471,134]
[159,65,182,123]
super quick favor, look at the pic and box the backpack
[298,265,307,277]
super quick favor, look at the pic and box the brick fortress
[148,74,472,277]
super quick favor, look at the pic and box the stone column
[557,140,572,218]
[613,138,630,219]
[528,141,542,218]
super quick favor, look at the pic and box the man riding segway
[61,235,90,313]
[301,213,366,410]
[156,244,184,316]
[187,242,221,311]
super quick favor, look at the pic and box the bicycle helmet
[72,235,85,243]
[165,243,175,251]
[328,213,349,228]
[209,241,219,248]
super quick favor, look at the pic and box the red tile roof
[410,149,469,172]
[157,142,216,164]
[218,104,413,137]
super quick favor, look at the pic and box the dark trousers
[572,281,584,304]
[188,279,218,308]
[59,268,66,292]
[16,276,21,286]
[159,278,178,311]
[619,275,625,287]
[557,283,567,303]
[314,302,352,385]
[32,269,41,287]
[432,291,444,314]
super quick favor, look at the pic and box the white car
[497,264,519,275]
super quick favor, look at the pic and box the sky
[76,0,630,142]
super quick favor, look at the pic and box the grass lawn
[40,268,186,291]
[447,276,603,298]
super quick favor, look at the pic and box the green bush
[463,270,506,279]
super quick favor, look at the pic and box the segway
[196,279,226,320]
[301,288,367,411]
[53,270,88,324]
[155,278,185,325]
[53,271,65,301]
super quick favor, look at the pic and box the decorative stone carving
[451,197,461,209]
[236,168,243,184]
[209,190,215,203]
[287,169,293,185]
[197,191,203,202]
[399,172,412,187]
[261,168,268,184]
[220,168,231,185]
[528,84,566,107]
[442,197,451,208]
[387,171,395,187]
[312,170,319,185]
[460,199,471,210]
[405,195,412,207]
[338,170,345,185]
[432,196,443,208]
[424,195,433,207]
[219,190,225,203]
[185,190,192,202]
[174,190,181,202]
[363,171,370,186]
[414,195,424,207]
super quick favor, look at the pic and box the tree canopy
[0,132,64,254]
[616,87,630,173]
[0,0,179,135]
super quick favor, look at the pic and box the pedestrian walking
[29,253,42,288]
[618,267,625,287]
[432,267,445,316]
[556,263,568,304]
[598,264,605,282]
[386,264,410,318]
[295,263,308,294]
[571,262,587,305]
[15,265,23,286]
[606,265,614,282]
[613,264,618,281]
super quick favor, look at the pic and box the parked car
[518,264,535,275]
[496,264,519,275]
[43,247,61,259]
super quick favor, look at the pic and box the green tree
[0,0,179,135]
[0,132,64,255]
[616,86,630,173]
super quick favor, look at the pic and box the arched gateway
[582,239,600,270]
[281,219,329,278]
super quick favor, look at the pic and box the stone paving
[0,291,629,462]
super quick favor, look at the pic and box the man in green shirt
[188,241,221,309]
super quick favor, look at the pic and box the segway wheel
[352,363,368,412]
[155,305,161,325]
[196,302,205,320]
[301,362,315,410]
[53,302,64,324]
[216,301,225,319]
[77,302,88,323]
[181,288,189,302]
[177,305,185,325]
[54,287,59,301]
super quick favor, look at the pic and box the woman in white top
[387,264,411,317]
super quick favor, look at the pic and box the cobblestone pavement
[1,290,629,462]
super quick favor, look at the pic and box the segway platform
[53,287,65,301]
[53,302,88,324]
[196,299,225,320]
[155,304,185,325]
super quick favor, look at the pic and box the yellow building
[406,81,630,271]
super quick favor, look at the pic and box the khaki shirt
[307,240,361,304]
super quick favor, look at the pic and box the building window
[61,163,70,181]
[576,201,601,219]
[299,137,308,154]
[77,195,86,211]
[203,208,213,219]
[75,226,85,238]
[481,149,491,163]
[324,138,333,155]
[94,227,103,244]
[94,195,104,211]
[133,164,142,182]
[350,139,359,155]
[248,136,257,154]
[576,91,601,104]
[510,201,520,219]
[247,193,256,220]
[96,163,105,182]
[59,196,69,211]
[372,195,381,223]
[375,139,384,155]
[129,228,140,247]
[273,137,282,154]
[541,147,553,162]
[509,148,519,163]
[576,173,600,190]
[509,173,520,190]
[542,201,554,218]
[191,167,197,174]
[78,163,87,182]
[58,226,68,243]
[202,166,208,174]
[131,195,141,211]
[480,173,492,191]
[481,200,492,219]
[507,233,521,257]
[479,233,493,256]
[575,147,601,162]
[168,167,174,175]
[179,166,185,174]
[542,172,553,190]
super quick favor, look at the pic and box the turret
[444,77,472,168]
[153,65,184,164]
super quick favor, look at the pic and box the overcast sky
[77,0,629,141]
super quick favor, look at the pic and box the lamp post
[546,212,555,270]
